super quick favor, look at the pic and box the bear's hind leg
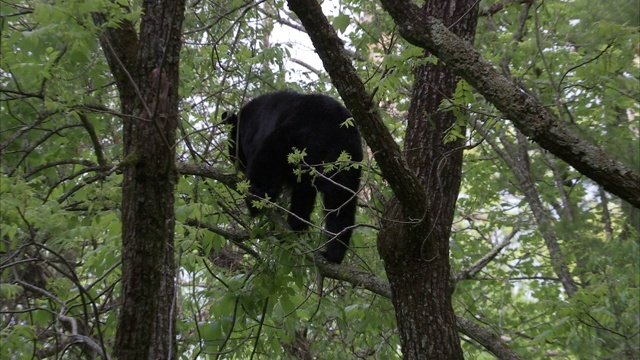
[288,182,317,232]
[320,184,358,264]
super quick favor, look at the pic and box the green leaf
[333,13,350,34]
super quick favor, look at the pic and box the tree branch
[312,256,522,359]
[185,218,260,259]
[79,112,107,167]
[454,225,519,282]
[479,0,533,17]
[474,121,579,296]
[176,161,238,189]
[456,317,522,360]
[379,0,640,208]
[287,0,428,219]
[91,13,139,95]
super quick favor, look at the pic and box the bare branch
[8,123,84,177]
[55,164,119,204]
[79,112,107,167]
[176,161,238,189]
[479,0,533,17]
[313,254,392,298]
[454,225,519,282]
[0,110,52,155]
[473,121,579,296]
[456,317,522,360]
[24,159,96,179]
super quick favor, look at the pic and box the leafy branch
[379,0,640,208]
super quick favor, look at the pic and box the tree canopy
[1,0,638,358]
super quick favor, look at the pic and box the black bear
[223,90,362,264]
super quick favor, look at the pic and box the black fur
[223,91,362,263]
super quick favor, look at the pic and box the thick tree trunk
[379,199,464,359]
[288,0,483,356]
[94,1,186,359]
[378,1,479,358]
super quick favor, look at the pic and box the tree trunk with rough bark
[377,1,479,358]
[93,1,186,359]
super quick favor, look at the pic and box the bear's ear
[221,111,237,125]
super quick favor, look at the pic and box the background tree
[1,0,638,359]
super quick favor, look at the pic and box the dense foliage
[1,0,638,358]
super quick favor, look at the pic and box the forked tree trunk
[377,1,479,358]
[94,1,186,359]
